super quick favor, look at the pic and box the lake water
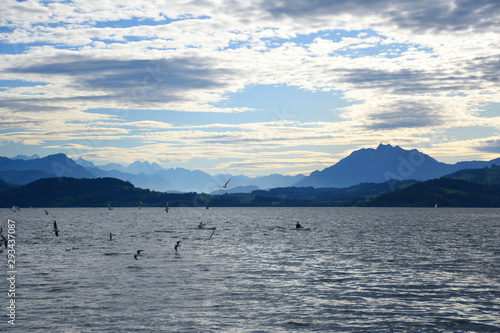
[1,207,499,332]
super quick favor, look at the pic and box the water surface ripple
[1,207,499,332]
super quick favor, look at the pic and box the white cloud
[1,0,499,174]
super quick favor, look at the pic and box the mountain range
[0,153,305,193]
[0,144,499,193]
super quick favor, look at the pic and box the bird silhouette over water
[53,220,59,237]
[0,229,7,248]
[175,241,181,252]
[134,250,144,260]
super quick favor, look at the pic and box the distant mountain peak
[0,153,94,185]
[123,160,164,175]
[295,144,494,189]
[129,160,149,166]
[375,143,406,154]
[75,157,96,168]
[12,154,40,160]
[376,143,393,150]
[46,153,69,160]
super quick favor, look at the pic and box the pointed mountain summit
[75,157,96,168]
[295,144,496,188]
[125,161,164,175]
[98,160,164,175]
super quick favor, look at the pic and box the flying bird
[222,177,231,188]
[53,220,59,237]
[134,250,144,260]
[175,241,181,252]
[218,178,231,188]
[109,232,113,241]
[11,206,20,213]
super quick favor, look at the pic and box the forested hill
[2,173,500,208]
[0,178,18,191]
[0,177,411,208]
[363,165,500,207]
[445,164,500,186]
[0,177,207,208]
[366,178,500,207]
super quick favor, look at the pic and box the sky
[0,0,499,176]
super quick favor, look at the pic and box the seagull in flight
[219,177,231,188]
[53,220,59,237]
[134,250,144,260]
[11,206,20,213]
[175,241,181,252]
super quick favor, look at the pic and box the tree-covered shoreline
[2,167,500,208]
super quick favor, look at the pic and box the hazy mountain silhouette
[0,153,94,184]
[1,144,499,192]
[99,160,164,175]
[295,143,500,188]
[211,185,260,195]
[12,154,40,160]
